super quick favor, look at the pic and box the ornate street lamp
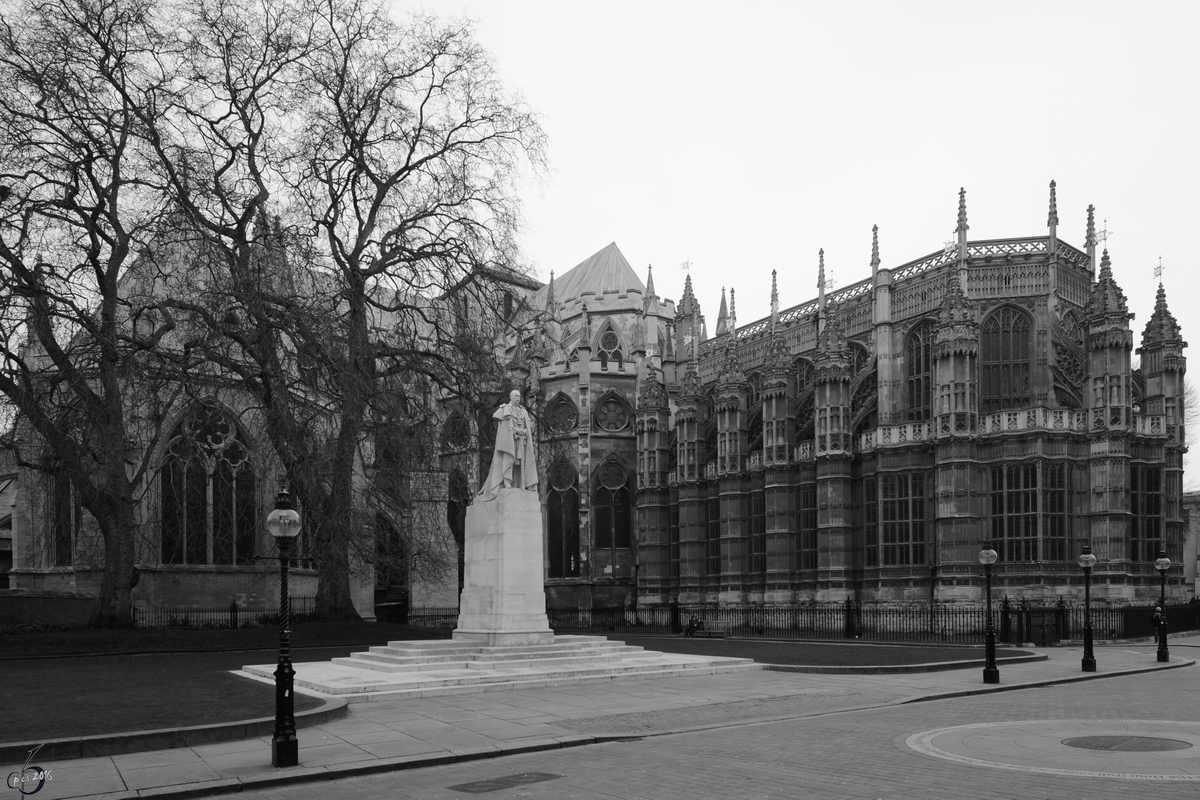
[1155,548,1171,663]
[979,541,999,684]
[1078,544,1097,672]
[267,487,302,768]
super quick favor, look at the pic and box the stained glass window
[548,459,580,578]
[981,308,1032,413]
[906,322,933,421]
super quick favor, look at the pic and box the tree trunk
[86,493,138,628]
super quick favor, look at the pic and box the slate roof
[535,243,644,308]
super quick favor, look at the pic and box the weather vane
[1154,256,1164,283]
[942,237,957,258]
[680,258,692,272]
[1097,219,1113,247]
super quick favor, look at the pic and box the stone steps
[239,634,758,700]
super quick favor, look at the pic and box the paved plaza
[14,636,1200,799]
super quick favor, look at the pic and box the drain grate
[1062,736,1193,752]
[449,772,562,794]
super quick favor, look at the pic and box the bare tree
[0,0,180,626]
[140,0,543,618]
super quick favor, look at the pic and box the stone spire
[680,303,703,400]
[1085,204,1097,273]
[677,273,698,318]
[1047,180,1058,253]
[815,300,849,377]
[1141,281,1185,351]
[720,288,743,383]
[817,249,827,335]
[956,187,969,272]
[1084,250,1131,322]
[769,269,780,328]
[715,287,729,337]
[545,270,556,317]
[638,354,669,409]
[644,264,658,314]
[870,225,880,279]
[934,261,978,359]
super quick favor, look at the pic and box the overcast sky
[402,0,1199,470]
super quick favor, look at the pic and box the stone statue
[477,389,538,501]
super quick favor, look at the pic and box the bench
[686,622,729,638]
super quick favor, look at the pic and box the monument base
[453,488,553,645]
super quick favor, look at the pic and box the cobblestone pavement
[238,654,1200,800]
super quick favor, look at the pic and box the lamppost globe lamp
[1078,545,1097,672]
[268,488,301,768]
[1155,549,1171,663]
[979,542,999,684]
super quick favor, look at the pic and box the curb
[895,655,1195,705]
[45,734,599,800]
[0,698,348,763]
[762,653,1047,675]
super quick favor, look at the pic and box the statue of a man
[477,389,538,501]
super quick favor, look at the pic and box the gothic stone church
[452,185,1188,612]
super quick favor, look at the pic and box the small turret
[715,287,729,337]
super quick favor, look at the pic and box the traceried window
[750,476,766,574]
[594,395,630,432]
[597,325,623,370]
[881,473,926,566]
[980,307,1032,413]
[160,405,257,566]
[906,322,934,421]
[705,495,721,577]
[442,414,470,451]
[863,477,878,568]
[797,484,817,571]
[1130,464,1163,563]
[544,394,578,435]
[746,373,763,410]
[850,343,868,377]
[547,459,580,578]
[990,463,1038,562]
[593,460,632,555]
[794,359,815,397]
[1044,463,1069,562]
[47,471,79,567]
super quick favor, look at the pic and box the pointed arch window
[597,324,623,370]
[544,393,578,435]
[160,405,257,565]
[906,322,934,421]
[980,307,1032,413]
[442,413,470,451]
[548,459,580,578]
[593,460,632,552]
[594,393,630,433]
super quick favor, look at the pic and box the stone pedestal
[453,488,553,646]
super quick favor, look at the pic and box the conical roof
[1084,250,1131,323]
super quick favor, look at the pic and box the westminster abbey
[438,184,1189,612]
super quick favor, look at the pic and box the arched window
[594,392,631,433]
[544,393,579,435]
[746,372,763,409]
[547,459,580,578]
[906,322,934,421]
[980,307,1032,413]
[593,460,632,551]
[160,405,257,565]
[793,358,815,397]
[597,324,623,370]
[442,413,470,451]
[850,343,868,377]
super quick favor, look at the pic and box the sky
[399,0,1200,468]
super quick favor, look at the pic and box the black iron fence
[386,601,1200,645]
[132,597,317,629]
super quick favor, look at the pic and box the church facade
[463,185,1190,611]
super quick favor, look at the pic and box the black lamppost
[1155,548,1171,663]
[979,541,999,684]
[268,488,302,768]
[1078,544,1097,672]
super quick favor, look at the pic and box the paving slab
[10,635,1197,799]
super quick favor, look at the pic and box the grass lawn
[1,623,1029,744]
[613,635,1032,667]
[0,623,447,743]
